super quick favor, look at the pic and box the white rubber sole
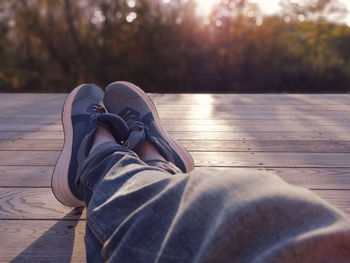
[107,81,195,173]
[51,85,85,207]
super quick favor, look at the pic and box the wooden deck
[1,93,350,262]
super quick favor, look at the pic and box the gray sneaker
[103,81,195,173]
[52,84,129,207]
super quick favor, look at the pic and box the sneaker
[103,81,195,173]
[52,84,129,207]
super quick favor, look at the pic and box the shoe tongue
[94,113,129,143]
[125,128,146,152]
[121,109,147,151]
[76,113,130,166]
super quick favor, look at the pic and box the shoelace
[121,110,148,151]
[92,104,106,113]
[122,110,148,132]
[90,104,129,143]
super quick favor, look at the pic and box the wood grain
[1,150,350,167]
[0,187,347,221]
[2,139,350,152]
[192,152,350,168]
[0,166,54,187]
[182,140,350,152]
[1,165,349,190]
[0,151,59,165]
[170,131,350,141]
[4,123,350,133]
[1,93,349,261]
[0,219,86,262]
[0,139,63,151]
[0,188,85,220]
[1,131,349,140]
[150,93,350,105]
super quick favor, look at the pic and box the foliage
[0,0,349,93]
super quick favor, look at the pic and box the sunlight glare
[250,0,280,15]
[347,2,350,27]
[194,0,281,17]
[192,94,214,118]
[194,0,221,17]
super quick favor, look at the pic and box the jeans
[78,142,350,262]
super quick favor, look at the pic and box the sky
[194,0,280,17]
[250,0,280,14]
[193,0,350,25]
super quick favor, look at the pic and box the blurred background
[0,0,350,93]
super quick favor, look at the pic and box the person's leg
[53,83,350,262]
[84,82,350,262]
[81,134,350,262]
[51,83,183,262]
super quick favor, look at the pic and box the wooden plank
[0,140,63,151]
[0,151,59,165]
[4,119,350,128]
[157,108,350,115]
[2,139,350,152]
[0,188,85,220]
[1,93,349,106]
[0,115,349,125]
[0,190,348,262]
[156,105,350,111]
[0,132,28,140]
[0,124,56,132]
[314,190,350,216]
[268,168,350,189]
[0,219,86,262]
[1,93,349,263]
[170,131,350,141]
[3,111,350,120]
[161,119,350,126]
[182,140,350,153]
[157,112,350,118]
[192,152,350,168]
[0,187,347,220]
[164,124,350,133]
[3,123,350,133]
[0,94,63,112]
[0,93,65,103]
[0,166,53,187]
[0,113,60,119]
[158,114,350,121]
[0,131,64,140]
[2,166,349,190]
[151,94,350,105]
[0,117,59,124]
[1,131,349,140]
[158,110,350,116]
[0,102,62,117]
[2,150,350,167]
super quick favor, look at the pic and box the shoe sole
[106,81,195,173]
[51,85,85,207]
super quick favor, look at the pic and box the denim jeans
[77,142,350,262]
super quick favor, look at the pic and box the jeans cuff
[76,142,133,188]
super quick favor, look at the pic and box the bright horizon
[193,0,350,25]
[194,0,279,17]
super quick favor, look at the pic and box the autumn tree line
[1,0,350,93]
